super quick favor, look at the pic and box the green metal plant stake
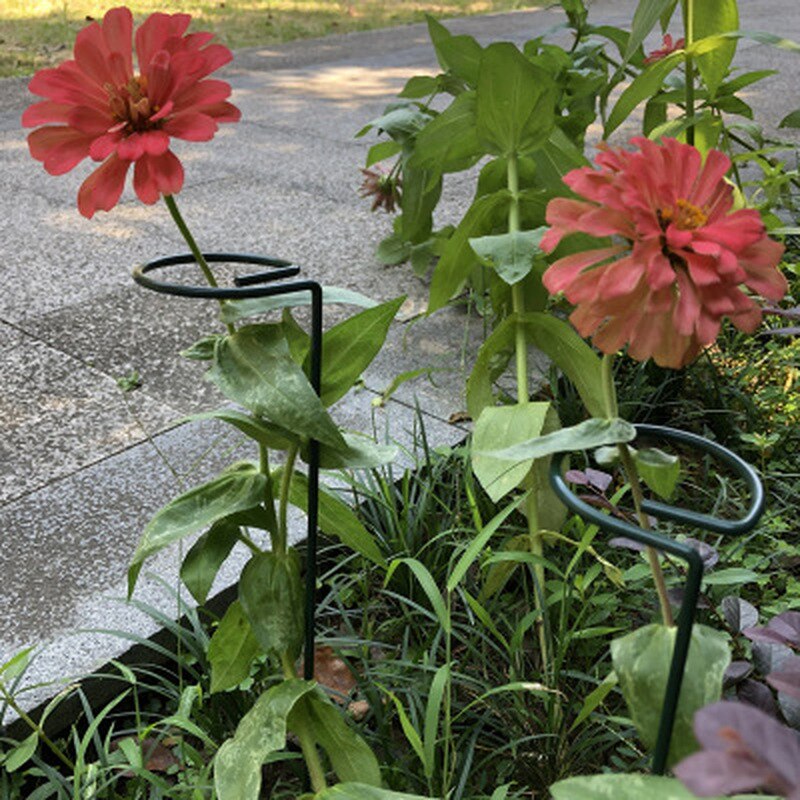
[133,252,322,680]
[549,423,765,774]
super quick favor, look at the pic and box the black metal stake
[548,423,764,774]
[133,252,323,680]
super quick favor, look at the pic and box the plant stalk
[507,153,549,666]
[163,194,236,335]
[601,354,674,627]
[278,443,300,558]
[682,0,696,146]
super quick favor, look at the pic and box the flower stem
[601,354,674,627]
[278,443,299,558]
[163,194,236,335]
[682,0,696,146]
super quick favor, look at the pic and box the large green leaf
[286,470,385,567]
[220,286,377,325]
[469,229,547,286]
[180,519,241,605]
[475,418,635,463]
[214,679,315,800]
[239,550,304,660]
[692,0,739,97]
[634,447,681,500]
[128,463,266,596]
[185,408,296,451]
[310,433,399,471]
[611,623,730,767]
[472,403,551,503]
[475,42,556,157]
[426,16,482,86]
[551,774,772,800]
[208,601,261,693]
[206,324,345,449]
[466,313,606,420]
[605,52,683,137]
[317,785,434,800]
[319,297,405,407]
[625,0,676,61]
[400,164,442,245]
[355,102,432,143]
[408,92,482,176]
[428,190,511,312]
[290,690,381,786]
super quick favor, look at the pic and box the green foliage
[551,773,774,799]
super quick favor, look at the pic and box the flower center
[106,75,158,133]
[659,198,707,230]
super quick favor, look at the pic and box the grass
[0,0,536,78]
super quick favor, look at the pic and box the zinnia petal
[77,154,130,218]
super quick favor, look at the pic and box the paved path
[0,0,797,704]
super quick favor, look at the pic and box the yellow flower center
[659,198,707,230]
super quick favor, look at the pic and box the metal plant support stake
[133,252,322,680]
[548,423,765,775]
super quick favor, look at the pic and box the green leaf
[3,732,37,772]
[128,464,266,596]
[180,519,241,605]
[376,233,411,266]
[468,228,547,286]
[366,139,402,167]
[290,691,382,786]
[551,773,769,800]
[239,551,304,660]
[399,74,440,99]
[423,665,450,779]
[472,404,551,502]
[282,308,311,366]
[400,165,442,244]
[356,103,432,143]
[702,568,760,586]
[311,433,399,471]
[186,408,296,451]
[319,297,405,407]
[317,784,434,800]
[611,623,730,766]
[426,16,482,86]
[605,52,683,137]
[0,648,33,682]
[207,324,345,449]
[407,92,482,176]
[475,42,556,157]
[181,334,223,361]
[780,109,800,128]
[570,672,618,732]
[693,0,739,97]
[625,0,675,61]
[466,312,606,420]
[476,418,636,463]
[634,447,681,500]
[286,470,385,567]
[385,558,450,633]
[428,190,511,312]
[208,601,261,693]
[214,679,315,800]
[447,494,527,592]
[529,128,588,193]
[221,286,378,324]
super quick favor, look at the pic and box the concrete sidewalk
[0,0,797,701]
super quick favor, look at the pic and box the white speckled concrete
[0,0,796,710]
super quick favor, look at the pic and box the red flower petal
[162,111,218,141]
[27,126,92,175]
[77,154,130,218]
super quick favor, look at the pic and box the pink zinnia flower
[542,137,787,369]
[643,34,685,65]
[22,7,240,218]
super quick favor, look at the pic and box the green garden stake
[549,423,764,774]
[134,253,323,681]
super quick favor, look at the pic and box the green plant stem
[163,194,236,336]
[280,653,328,793]
[0,681,75,772]
[278,443,300,557]
[507,152,549,667]
[682,0,696,146]
[601,354,674,627]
